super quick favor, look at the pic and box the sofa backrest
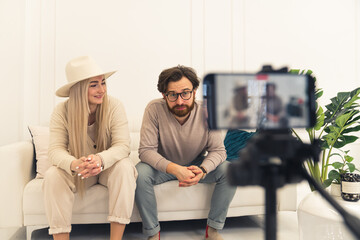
[128,116,142,165]
[29,116,241,178]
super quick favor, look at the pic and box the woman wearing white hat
[43,56,137,240]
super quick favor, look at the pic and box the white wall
[0,0,26,145]
[1,0,360,146]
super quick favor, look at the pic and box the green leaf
[323,179,333,188]
[350,87,360,96]
[333,135,358,148]
[289,69,300,74]
[306,69,313,75]
[345,155,354,162]
[342,125,360,134]
[328,170,340,180]
[335,112,353,128]
[337,92,350,103]
[322,132,338,146]
[347,163,356,172]
[314,106,325,130]
[329,125,341,134]
[332,162,344,169]
[343,88,360,108]
[316,90,323,99]
[325,102,337,113]
[344,97,360,108]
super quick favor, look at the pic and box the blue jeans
[135,160,237,236]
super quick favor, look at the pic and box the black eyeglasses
[165,90,193,102]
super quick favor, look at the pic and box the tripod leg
[264,165,278,240]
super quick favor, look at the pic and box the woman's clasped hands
[70,154,103,179]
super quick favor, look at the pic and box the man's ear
[162,93,166,99]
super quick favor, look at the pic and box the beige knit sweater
[139,98,226,173]
[48,96,131,175]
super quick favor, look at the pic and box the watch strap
[200,166,207,179]
[199,166,207,174]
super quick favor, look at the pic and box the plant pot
[341,173,360,202]
[330,183,341,197]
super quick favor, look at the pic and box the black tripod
[227,130,360,240]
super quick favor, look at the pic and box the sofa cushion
[28,125,51,179]
[224,129,256,161]
[23,177,265,225]
[23,179,109,216]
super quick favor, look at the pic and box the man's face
[163,76,196,118]
[267,85,276,97]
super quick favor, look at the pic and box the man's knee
[216,161,230,175]
[136,162,155,186]
[211,161,234,183]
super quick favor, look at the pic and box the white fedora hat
[234,80,247,90]
[56,56,116,97]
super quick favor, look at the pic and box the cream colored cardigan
[48,96,131,175]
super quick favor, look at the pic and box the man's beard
[167,99,195,117]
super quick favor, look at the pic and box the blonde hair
[67,78,110,195]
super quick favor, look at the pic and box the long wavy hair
[67,78,110,195]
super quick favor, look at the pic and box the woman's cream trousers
[43,157,137,235]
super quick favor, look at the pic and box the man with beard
[135,65,237,240]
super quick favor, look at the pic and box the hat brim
[56,71,116,97]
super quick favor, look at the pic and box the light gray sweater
[139,98,226,173]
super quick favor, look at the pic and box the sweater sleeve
[200,130,226,173]
[96,98,131,170]
[138,102,171,172]
[48,103,77,175]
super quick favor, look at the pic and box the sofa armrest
[0,141,35,227]
[277,183,298,211]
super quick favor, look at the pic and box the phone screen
[203,73,316,130]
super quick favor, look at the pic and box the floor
[2,211,299,240]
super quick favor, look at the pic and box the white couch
[1,118,298,240]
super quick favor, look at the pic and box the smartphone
[203,72,316,130]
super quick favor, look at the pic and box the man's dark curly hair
[157,65,200,93]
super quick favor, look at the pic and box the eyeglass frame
[164,89,194,102]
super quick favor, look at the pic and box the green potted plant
[324,150,358,196]
[290,69,360,191]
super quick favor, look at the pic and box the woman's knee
[44,166,66,184]
[43,166,74,193]
[111,158,138,179]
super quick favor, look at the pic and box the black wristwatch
[199,166,207,179]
